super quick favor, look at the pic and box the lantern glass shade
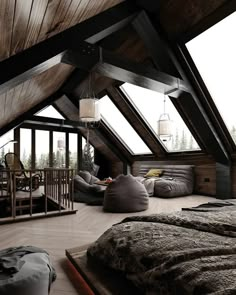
[157,113,173,141]
[79,98,100,122]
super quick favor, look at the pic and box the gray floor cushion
[0,246,56,295]
[103,174,149,213]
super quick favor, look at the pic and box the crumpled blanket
[0,246,48,277]
[136,176,160,196]
[87,205,236,295]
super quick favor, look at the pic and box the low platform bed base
[66,245,141,295]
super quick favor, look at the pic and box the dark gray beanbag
[103,174,149,213]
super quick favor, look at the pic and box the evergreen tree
[173,128,180,150]
[21,149,27,167]
[180,130,187,150]
[26,154,32,169]
[189,135,194,150]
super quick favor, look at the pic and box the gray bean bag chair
[103,174,149,213]
[73,171,106,205]
[0,246,56,295]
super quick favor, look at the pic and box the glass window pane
[36,130,49,169]
[120,83,200,152]
[82,136,95,170]
[99,95,152,154]
[53,132,65,168]
[0,129,14,163]
[69,133,78,170]
[20,129,31,169]
[186,12,236,143]
[35,105,65,119]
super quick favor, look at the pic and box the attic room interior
[0,0,235,294]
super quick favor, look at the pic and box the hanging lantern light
[79,71,101,123]
[157,95,173,142]
[79,98,100,122]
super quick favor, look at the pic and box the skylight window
[120,83,200,152]
[99,95,152,155]
[35,105,65,119]
[186,12,236,144]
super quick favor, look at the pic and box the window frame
[99,92,153,156]
[118,84,203,153]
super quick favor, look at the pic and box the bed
[86,200,236,294]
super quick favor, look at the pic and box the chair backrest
[5,153,24,176]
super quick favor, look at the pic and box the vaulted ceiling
[0,0,235,166]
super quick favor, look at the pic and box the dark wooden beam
[31,129,36,170]
[132,11,179,77]
[107,86,166,157]
[94,123,132,164]
[62,69,90,95]
[174,92,229,164]
[0,2,139,95]
[52,102,69,120]
[49,131,53,167]
[23,116,82,130]
[62,46,190,98]
[65,132,69,168]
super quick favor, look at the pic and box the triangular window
[99,95,152,155]
[35,105,65,119]
[186,12,236,144]
[120,83,200,152]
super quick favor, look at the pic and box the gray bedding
[0,246,56,295]
[87,204,236,294]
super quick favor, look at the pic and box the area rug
[65,244,142,295]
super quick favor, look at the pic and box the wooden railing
[0,168,75,223]
[44,168,74,212]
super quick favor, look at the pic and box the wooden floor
[0,195,216,295]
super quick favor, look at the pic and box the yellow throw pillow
[144,169,163,178]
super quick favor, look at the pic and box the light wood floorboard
[0,195,216,294]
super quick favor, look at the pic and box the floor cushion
[0,246,56,295]
[103,174,149,213]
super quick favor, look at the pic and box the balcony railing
[0,168,75,223]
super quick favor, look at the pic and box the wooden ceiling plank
[0,90,63,136]
[56,0,90,34]
[37,0,62,43]
[11,0,33,56]
[23,0,49,50]
[0,2,138,95]
[68,0,122,30]
[0,0,15,61]
[46,0,74,39]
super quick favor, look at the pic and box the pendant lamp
[79,72,100,123]
[157,95,173,142]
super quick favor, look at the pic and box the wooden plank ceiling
[0,0,123,129]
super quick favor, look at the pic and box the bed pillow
[144,168,163,178]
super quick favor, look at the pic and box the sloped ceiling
[0,0,234,165]
[0,0,125,131]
